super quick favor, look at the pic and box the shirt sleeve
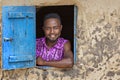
[36,39,40,58]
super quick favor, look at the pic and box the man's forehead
[45,18,60,21]
[44,18,61,24]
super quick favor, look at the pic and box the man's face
[43,18,62,42]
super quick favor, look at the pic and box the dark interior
[36,5,74,51]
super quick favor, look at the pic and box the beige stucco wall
[0,0,120,80]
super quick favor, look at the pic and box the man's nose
[50,28,54,33]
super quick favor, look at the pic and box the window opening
[36,5,77,69]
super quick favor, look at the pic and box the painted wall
[0,0,120,80]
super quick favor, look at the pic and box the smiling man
[36,13,73,68]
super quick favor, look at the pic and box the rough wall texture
[0,0,120,80]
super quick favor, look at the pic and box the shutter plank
[8,12,34,19]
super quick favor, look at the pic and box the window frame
[36,5,78,69]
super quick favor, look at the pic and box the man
[36,13,73,68]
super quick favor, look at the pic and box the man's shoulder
[36,37,45,45]
[56,37,68,48]
[58,37,71,46]
[36,37,44,41]
[58,37,68,41]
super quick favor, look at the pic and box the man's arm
[36,40,74,68]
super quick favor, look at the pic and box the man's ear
[60,25,63,31]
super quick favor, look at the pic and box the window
[2,5,77,70]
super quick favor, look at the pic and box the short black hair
[44,13,61,24]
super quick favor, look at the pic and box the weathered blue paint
[74,6,77,64]
[9,55,33,62]
[2,6,36,70]
[8,12,34,19]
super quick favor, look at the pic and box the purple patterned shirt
[36,37,68,61]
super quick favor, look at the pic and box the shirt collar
[42,37,62,49]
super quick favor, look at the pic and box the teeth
[51,35,55,38]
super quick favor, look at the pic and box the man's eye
[45,27,50,30]
[54,27,59,29]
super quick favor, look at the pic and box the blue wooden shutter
[2,6,36,70]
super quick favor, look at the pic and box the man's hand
[36,57,45,65]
